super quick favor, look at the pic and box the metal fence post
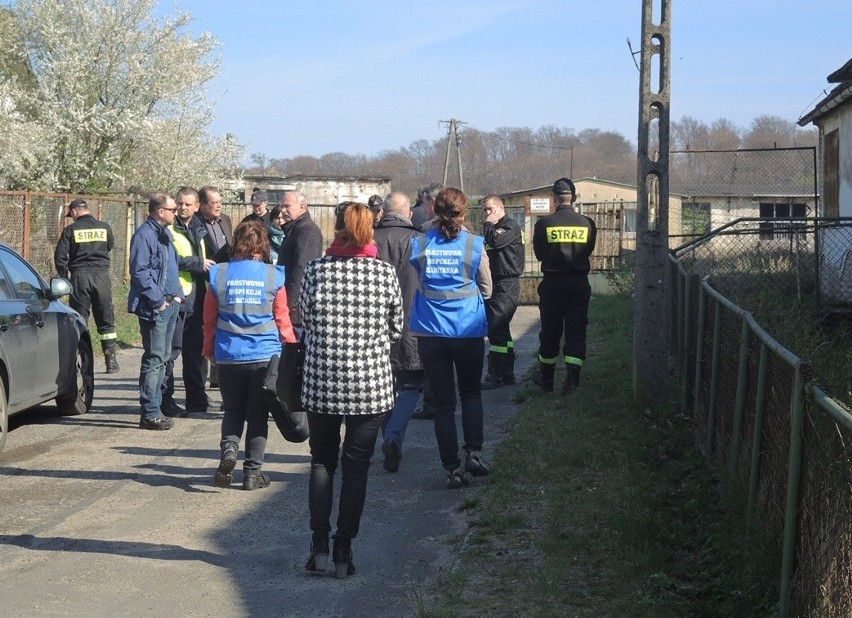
[728,317,752,490]
[779,363,807,618]
[693,278,708,420]
[746,341,769,522]
[707,298,723,456]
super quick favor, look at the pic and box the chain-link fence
[670,223,852,616]
[671,147,818,244]
[674,217,852,314]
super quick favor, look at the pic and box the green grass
[418,294,779,617]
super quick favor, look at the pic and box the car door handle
[26,306,45,327]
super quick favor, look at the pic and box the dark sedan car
[0,242,94,452]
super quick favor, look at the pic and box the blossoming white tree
[0,0,241,192]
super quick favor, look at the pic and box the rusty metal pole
[633,0,672,405]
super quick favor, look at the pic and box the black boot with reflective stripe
[481,351,505,390]
[562,364,581,395]
[532,362,555,392]
[102,339,120,374]
[502,349,516,385]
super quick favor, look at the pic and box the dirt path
[0,307,540,616]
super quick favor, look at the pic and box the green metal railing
[669,253,852,618]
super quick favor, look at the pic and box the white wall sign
[530,197,551,214]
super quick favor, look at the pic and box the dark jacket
[532,205,597,276]
[374,213,423,371]
[241,211,271,226]
[54,213,114,276]
[170,215,209,309]
[276,211,323,324]
[128,217,183,321]
[483,214,525,279]
[196,211,233,263]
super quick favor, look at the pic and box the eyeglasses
[162,206,178,212]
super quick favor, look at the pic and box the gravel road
[0,306,539,617]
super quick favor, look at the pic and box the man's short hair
[282,190,307,206]
[198,185,220,205]
[383,191,410,214]
[148,192,173,214]
[481,194,504,207]
[175,186,198,202]
[419,183,444,201]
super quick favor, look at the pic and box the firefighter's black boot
[561,364,581,395]
[532,362,555,393]
[481,351,504,390]
[502,349,516,385]
[102,339,120,374]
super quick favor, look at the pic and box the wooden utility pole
[440,118,465,192]
[633,0,671,406]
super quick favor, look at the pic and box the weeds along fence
[669,218,852,617]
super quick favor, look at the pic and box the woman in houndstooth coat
[298,201,403,579]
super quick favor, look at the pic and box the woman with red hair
[299,202,403,578]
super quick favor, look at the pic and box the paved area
[0,306,540,617]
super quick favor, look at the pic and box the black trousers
[181,305,209,411]
[537,275,591,365]
[69,269,115,336]
[485,277,520,351]
[308,412,384,541]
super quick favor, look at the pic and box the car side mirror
[49,277,73,299]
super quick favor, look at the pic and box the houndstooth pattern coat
[299,255,403,415]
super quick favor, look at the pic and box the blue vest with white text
[409,229,487,338]
[208,260,286,363]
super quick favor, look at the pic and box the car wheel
[0,379,7,453]
[56,340,94,416]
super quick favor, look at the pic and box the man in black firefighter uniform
[532,178,597,394]
[54,198,120,373]
[480,194,525,389]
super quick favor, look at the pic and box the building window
[622,205,636,235]
[682,202,711,237]
[758,202,807,239]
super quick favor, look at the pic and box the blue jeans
[138,302,180,419]
[381,369,424,449]
[417,336,485,471]
[308,412,384,541]
[162,308,187,404]
[218,361,269,472]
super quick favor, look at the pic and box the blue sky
[161,0,851,159]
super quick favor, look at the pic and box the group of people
[53,177,597,579]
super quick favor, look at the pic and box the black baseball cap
[67,199,88,214]
[552,177,576,196]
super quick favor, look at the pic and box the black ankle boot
[305,531,329,572]
[242,471,270,491]
[332,536,355,579]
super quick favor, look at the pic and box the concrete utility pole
[440,118,465,192]
[633,0,671,406]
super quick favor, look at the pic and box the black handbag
[262,348,309,443]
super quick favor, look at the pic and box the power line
[463,126,576,152]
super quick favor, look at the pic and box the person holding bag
[299,202,403,578]
[203,221,296,490]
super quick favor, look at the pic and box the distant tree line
[248,115,817,198]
